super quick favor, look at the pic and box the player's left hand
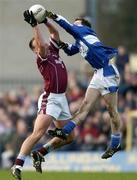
[23,10,37,27]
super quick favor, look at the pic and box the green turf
[1,170,137,180]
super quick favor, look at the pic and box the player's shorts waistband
[94,64,117,71]
[43,92,66,97]
[93,60,115,71]
[93,64,119,77]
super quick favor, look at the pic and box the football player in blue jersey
[38,12,121,159]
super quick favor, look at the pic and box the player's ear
[29,38,35,51]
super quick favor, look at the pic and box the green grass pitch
[1,170,137,180]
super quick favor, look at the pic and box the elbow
[53,30,59,37]
[64,52,73,56]
[67,53,73,56]
[64,50,73,56]
[39,44,45,49]
[50,31,59,41]
[67,52,75,56]
[51,27,59,36]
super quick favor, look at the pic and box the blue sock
[111,133,121,148]
[62,121,76,134]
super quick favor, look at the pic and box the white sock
[43,142,54,153]
[17,154,27,161]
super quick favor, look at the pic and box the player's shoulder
[36,54,48,63]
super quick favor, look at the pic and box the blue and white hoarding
[24,151,137,172]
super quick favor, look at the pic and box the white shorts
[38,92,72,121]
[88,64,120,96]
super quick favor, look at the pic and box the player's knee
[83,98,89,106]
[107,105,120,127]
[107,105,118,118]
[31,129,45,141]
[82,99,91,111]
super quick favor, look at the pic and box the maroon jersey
[36,38,68,93]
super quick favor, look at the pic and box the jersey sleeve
[63,42,79,56]
[54,15,77,37]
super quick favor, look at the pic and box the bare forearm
[44,20,59,41]
[45,21,58,35]
[32,25,45,46]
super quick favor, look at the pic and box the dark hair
[29,37,35,50]
[75,17,91,28]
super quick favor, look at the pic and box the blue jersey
[55,15,118,69]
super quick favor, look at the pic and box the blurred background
[0,0,137,172]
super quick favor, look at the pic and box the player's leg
[104,92,120,134]
[31,120,74,167]
[11,114,53,179]
[71,87,100,124]
[48,88,101,139]
[31,93,75,173]
[37,120,74,155]
[101,92,121,159]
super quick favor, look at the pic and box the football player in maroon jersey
[11,11,74,180]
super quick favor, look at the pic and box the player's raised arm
[45,11,77,37]
[42,17,79,56]
[32,25,46,57]
[43,19,60,43]
[23,10,46,58]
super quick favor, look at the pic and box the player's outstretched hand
[45,10,58,20]
[23,10,37,27]
[48,128,67,140]
[58,41,69,50]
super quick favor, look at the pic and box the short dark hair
[29,37,35,50]
[75,17,91,28]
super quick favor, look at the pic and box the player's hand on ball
[45,10,58,20]
[23,10,37,27]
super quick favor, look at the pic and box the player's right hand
[45,10,58,20]
[23,10,37,27]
